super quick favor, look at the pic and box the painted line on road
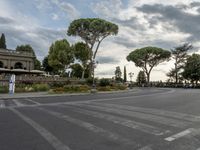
[165,128,194,142]
[0,100,5,108]
[25,98,41,105]
[37,107,139,148]
[4,89,175,109]
[12,99,25,107]
[9,108,71,150]
[78,103,190,128]
[62,105,169,136]
[138,145,152,150]
[78,89,176,104]
[90,102,200,123]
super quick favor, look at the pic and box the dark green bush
[49,80,71,88]
[0,86,8,93]
[86,78,98,85]
[99,78,111,86]
[97,86,112,91]
[32,84,49,92]
[63,85,90,93]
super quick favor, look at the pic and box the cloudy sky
[1,0,200,81]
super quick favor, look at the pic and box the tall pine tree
[0,33,6,49]
[123,66,127,82]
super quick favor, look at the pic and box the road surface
[1,88,200,150]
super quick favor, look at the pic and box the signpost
[9,74,15,94]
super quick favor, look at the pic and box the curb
[0,88,139,99]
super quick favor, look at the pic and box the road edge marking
[9,108,71,150]
[165,128,194,142]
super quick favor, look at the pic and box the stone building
[0,48,37,74]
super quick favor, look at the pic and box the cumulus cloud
[96,56,120,64]
[59,2,80,20]
[0,14,66,60]
[137,4,200,42]
[91,0,200,80]
[35,0,80,20]
[2,0,200,80]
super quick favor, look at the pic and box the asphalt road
[1,88,200,150]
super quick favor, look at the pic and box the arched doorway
[0,61,3,68]
[14,62,23,69]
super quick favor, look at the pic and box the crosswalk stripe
[12,99,25,107]
[9,108,71,150]
[138,145,152,150]
[91,102,200,122]
[37,107,139,148]
[78,103,191,128]
[0,100,5,108]
[63,105,169,136]
[24,98,41,105]
[165,128,194,141]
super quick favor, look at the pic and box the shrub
[99,78,111,86]
[97,86,112,91]
[86,78,98,85]
[63,85,90,93]
[79,85,90,92]
[0,86,8,93]
[117,84,127,90]
[49,80,71,88]
[32,84,49,92]
[52,87,65,93]
[110,83,127,90]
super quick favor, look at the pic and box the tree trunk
[175,60,178,85]
[81,69,85,79]
[146,73,150,86]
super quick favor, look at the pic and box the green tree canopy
[182,54,200,84]
[16,44,41,70]
[0,33,6,49]
[67,18,118,77]
[70,63,83,78]
[127,46,171,83]
[72,42,91,79]
[48,39,74,74]
[136,71,147,86]
[16,44,36,56]
[42,56,54,73]
[168,43,192,84]
[115,66,122,82]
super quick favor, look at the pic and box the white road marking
[4,89,175,109]
[12,99,25,107]
[75,89,175,104]
[165,128,194,142]
[25,98,41,105]
[37,107,138,148]
[9,108,71,150]
[91,102,200,122]
[63,105,169,136]
[138,145,152,150]
[78,103,190,128]
[0,100,5,108]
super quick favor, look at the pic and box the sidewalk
[0,92,90,99]
[0,88,138,99]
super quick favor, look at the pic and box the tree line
[1,17,200,86]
